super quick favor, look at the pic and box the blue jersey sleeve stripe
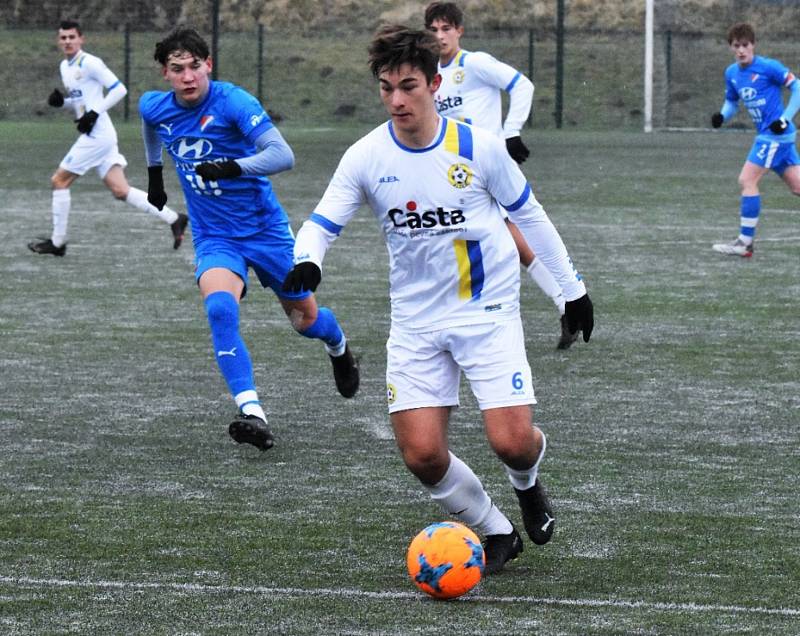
[108,80,121,90]
[310,212,343,236]
[458,51,468,67]
[456,122,473,160]
[503,183,531,212]
[505,72,521,92]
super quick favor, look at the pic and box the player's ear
[206,57,213,73]
[431,73,442,92]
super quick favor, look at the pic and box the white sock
[324,335,347,358]
[125,187,179,224]
[527,258,565,316]
[234,390,266,422]
[505,431,546,491]
[51,189,71,246]
[426,452,513,536]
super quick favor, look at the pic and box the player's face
[57,28,84,58]
[379,64,441,142]
[427,19,464,64]
[730,38,755,67]
[162,51,213,105]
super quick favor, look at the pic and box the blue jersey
[139,81,287,240]
[725,55,797,141]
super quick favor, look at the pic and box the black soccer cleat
[171,213,189,249]
[330,343,360,398]
[515,479,555,545]
[482,526,523,575]
[228,414,274,451]
[28,238,66,256]
[557,314,579,350]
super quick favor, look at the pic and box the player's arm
[76,60,127,134]
[195,127,295,181]
[283,146,366,293]
[768,74,800,134]
[711,99,738,128]
[141,117,168,211]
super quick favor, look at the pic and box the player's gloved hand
[48,89,64,108]
[195,159,242,181]
[710,112,724,128]
[565,294,594,343]
[75,110,99,134]
[505,136,530,163]
[769,117,789,134]
[147,166,168,211]
[282,262,322,294]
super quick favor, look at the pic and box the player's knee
[400,446,449,484]
[204,291,238,330]
[51,174,68,190]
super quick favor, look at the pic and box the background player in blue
[711,22,800,257]
[139,28,359,451]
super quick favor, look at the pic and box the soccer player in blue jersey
[711,22,800,257]
[285,26,594,574]
[28,20,188,257]
[139,27,359,451]
[425,2,577,349]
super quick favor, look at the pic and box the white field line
[0,575,798,617]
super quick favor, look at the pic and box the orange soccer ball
[406,521,485,599]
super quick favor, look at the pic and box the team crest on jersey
[447,163,473,189]
[750,73,759,82]
[453,69,465,84]
[200,115,215,131]
[386,383,397,405]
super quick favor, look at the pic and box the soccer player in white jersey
[710,23,800,257]
[284,26,594,574]
[28,20,188,257]
[425,2,577,349]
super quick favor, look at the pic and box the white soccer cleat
[712,238,753,258]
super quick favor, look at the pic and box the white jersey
[59,51,121,141]
[435,49,534,138]
[294,117,585,331]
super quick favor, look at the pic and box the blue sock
[299,306,345,350]
[204,291,255,396]
[739,195,760,244]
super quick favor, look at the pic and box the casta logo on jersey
[170,137,214,160]
[435,94,463,114]
[388,201,466,229]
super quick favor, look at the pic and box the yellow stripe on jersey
[453,239,484,301]
[443,119,474,160]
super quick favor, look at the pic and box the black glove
[505,136,530,163]
[147,166,168,211]
[75,110,99,134]
[710,112,724,128]
[282,262,322,293]
[195,159,242,181]
[564,294,594,343]
[48,89,64,107]
[768,117,788,134]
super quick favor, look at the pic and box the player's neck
[440,48,460,66]
[65,49,82,62]
[394,114,442,149]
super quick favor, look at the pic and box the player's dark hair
[154,27,210,65]
[368,25,440,84]
[727,22,755,45]
[424,2,464,29]
[59,20,81,34]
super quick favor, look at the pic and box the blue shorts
[194,220,310,301]
[746,139,800,175]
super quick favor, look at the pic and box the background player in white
[425,2,576,349]
[284,26,594,574]
[710,22,800,257]
[28,20,188,257]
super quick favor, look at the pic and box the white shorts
[386,316,536,413]
[60,134,127,178]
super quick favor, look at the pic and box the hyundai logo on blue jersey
[740,87,757,100]
[170,137,214,159]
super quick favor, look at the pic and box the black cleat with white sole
[228,414,274,451]
[515,479,555,545]
[330,343,359,398]
[28,238,66,256]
